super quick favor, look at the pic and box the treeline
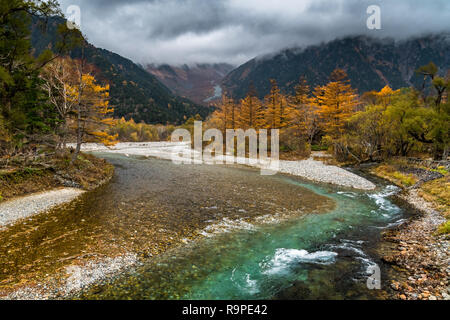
[107,118,175,142]
[208,66,449,161]
[1,1,117,164]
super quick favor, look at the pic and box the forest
[208,66,449,162]
[1,0,449,170]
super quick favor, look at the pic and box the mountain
[146,63,234,105]
[222,34,450,100]
[31,17,211,124]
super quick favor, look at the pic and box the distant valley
[146,63,234,105]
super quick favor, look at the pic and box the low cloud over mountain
[57,0,450,65]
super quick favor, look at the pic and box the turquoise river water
[74,154,409,300]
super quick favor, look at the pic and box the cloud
[57,0,450,66]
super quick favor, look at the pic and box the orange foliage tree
[313,69,359,139]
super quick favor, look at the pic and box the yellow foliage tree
[378,85,400,108]
[213,94,238,133]
[71,71,118,159]
[238,88,264,130]
[288,77,320,144]
[264,80,288,129]
[313,69,359,138]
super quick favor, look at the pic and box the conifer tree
[314,69,359,138]
[238,84,263,129]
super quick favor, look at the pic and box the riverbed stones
[381,189,449,300]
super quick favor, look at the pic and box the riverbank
[74,142,376,190]
[1,153,336,300]
[373,161,450,300]
[0,152,114,228]
[0,188,85,229]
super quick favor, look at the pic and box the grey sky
[57,0,450,66]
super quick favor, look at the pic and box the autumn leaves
[40,57,118,160]
[209,69,361,155]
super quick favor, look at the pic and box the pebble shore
[382,189,450,300]
[75,142,376,190]
[0,188,85,229]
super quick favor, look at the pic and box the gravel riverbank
[75,142,376,190]
[381,189,449,300]
[0,188,85,229]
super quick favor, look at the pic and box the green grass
[391,172,416,187]
[420,176,450,218]
[373,164,418,187]
[436,220,450,235]
[311,144,329,151]
[431,166,448,175]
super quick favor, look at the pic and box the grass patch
[436,220,450,235]
[0,168,57,201]
[311,144,329,152]
[420,176,450,218]
[373,164,418,188]
[431,166,448,175]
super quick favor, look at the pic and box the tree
[415,61,440,101]
[346,105,387,161]
[264,79,287,129]
[238,84,263,129]
[70,65,117,161]
[213,94,237,133]
[288,76,319,145]
[378,85,400,108]
[314,69,359,138]
[432,76,448,108]
[40,57,78,150]
[0,0,82,156]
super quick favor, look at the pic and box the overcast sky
[57,0,450,66]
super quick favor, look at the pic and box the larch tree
[70,64,117,161]
[238,84,263,129]
[264,79,286,129]
[378,85,400,108]
[214,94,238,133]
[314,69,359,139]
[288,77,320,144]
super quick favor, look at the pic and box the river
[0,153,411,299]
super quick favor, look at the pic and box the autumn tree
[238,84,263,129]
[314,69,359,138]
[288,76,320,145]
[213,94,238,133]
[264,80,288,129]
[70,63,117,160]
[40,57,78,150]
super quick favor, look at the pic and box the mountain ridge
[222,34,450,99]
[31,17,211,124]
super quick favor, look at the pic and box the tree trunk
[72,105,82,163]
